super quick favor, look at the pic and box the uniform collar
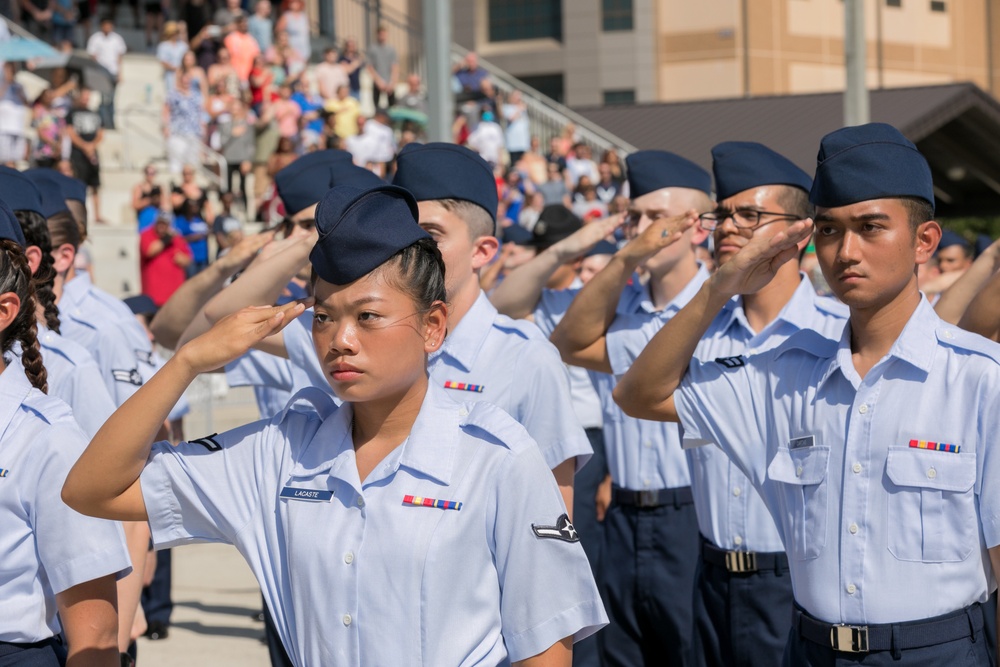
[292,383,461,487]
[628,262,710,315]
[434,291,495,372]
[0,360,34,441]
[824,295,938,389]
[717,273,822,337]
[61,273,92,311]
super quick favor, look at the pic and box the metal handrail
[336,0,636,157]
[450,44,637,155]
[118,104,228,192]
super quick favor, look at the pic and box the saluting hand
[618,210,698,269]
[550,213,624,262]
[709,218,814,298]
[215,229,277,274]
[177,300,311,375]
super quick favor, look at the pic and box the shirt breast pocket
[885,448,976,563]
[766,445,830,561]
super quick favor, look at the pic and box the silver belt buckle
[636,490,660,508]
[830,624,869,653]
[724,550,757,573]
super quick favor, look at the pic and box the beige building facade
[451,0,1000,107]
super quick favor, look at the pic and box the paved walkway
[137,542,271,667]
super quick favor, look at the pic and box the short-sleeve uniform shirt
[428,292,592,471]
[675,298,1000,624]
[141,384,608,666]
[0,361,131,643]
[611,275,846,551]
[60,274,147,405]
[596,265,711,490]
[36,325,116,439]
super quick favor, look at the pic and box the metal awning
[575,83,1000,217]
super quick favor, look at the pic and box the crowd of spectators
[1,0,630,308]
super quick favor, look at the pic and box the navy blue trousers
[784,607,991,666]
[573,428,608,667]
[264,599,294,667]
[141,548,173,625]
[692,539,793,667]
[0,638,61,666]
[600,493,699,667]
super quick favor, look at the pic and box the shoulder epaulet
[773,328,839,361]
[936,326,1000,366]
[273,387,339,424]
[21,390,76,426]
[491,313,545,341]
[460,401,534,454]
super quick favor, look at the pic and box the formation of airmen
[0,121,999,667]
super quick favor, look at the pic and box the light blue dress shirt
[599,265,710,491]
[141,383,608,666]
[676,297,1000,624]
[0,361,131,643]
[226,350,296,420]
[35,325,116,439]
[428,292,592,471]
[60,274,148,405]
[611,276,847,552]
[531,279,603,430]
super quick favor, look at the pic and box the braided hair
[14,210,60,334]
[0,239,48,393]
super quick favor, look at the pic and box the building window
[602,0,634,32]
[603,89,636,105]
[930,0,946,11]
[886,0,901,7]
[488,0,562,42]
[518,74,565,103]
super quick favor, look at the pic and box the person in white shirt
[467,110,505,167]
[86,16,126,129]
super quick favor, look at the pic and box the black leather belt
[701,537,788,574]
[611,485,693,508]
[794,602,983,654]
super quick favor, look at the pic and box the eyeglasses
[698,209,801,231]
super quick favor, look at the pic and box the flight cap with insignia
[809,122,934,213]
[625,150,712,199]
[309,184,431,285]
[392,142,499,224]
[711,141,812,201]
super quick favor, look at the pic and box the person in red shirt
[140,212,193,307]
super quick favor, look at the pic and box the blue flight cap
[0,199,25,246]
[309,184,431,285]
[810,122,935,213]
[275,150,357,216]
[392,142,499,224]
[937,229,970,253]
[502,224,534,246]
[975,234,994,258]
[24,168,86,203]
[624,150,712,199]
[22,170,71,218]
[0,167,44,216]
[711,141,812,201]
[328,162,384,190]
[585,239,619,257]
